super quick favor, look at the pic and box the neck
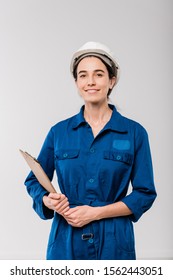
[84,102,112,125]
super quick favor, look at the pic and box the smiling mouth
[85,89,99,93]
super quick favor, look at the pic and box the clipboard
[19,149,56,193]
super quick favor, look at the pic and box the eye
[96,72,104,77]
[78,74,86,78]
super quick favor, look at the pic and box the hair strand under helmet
[70,41,120,86]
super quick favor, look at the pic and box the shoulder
[50,113,78,133]
[111,104,148,137]
[115,111,149,147]
[115,113,150,153]
[119,111,148,136]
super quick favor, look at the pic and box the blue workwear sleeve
[121,125,157,222]
[24,128,55,220]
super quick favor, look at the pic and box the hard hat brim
[70,48,120,84]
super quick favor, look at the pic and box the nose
[87,74,96,86]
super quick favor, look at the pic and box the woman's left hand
[63,205,98,227]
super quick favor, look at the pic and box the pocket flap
[55,149,79,160]
[104,151,133,165]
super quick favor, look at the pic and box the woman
[25,42,157,260]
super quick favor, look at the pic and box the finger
[56,200,69,212]
[61,205,70,215]
[64,207,78,216]
[66,219,83,227]
[55,198,69,212]
[48,193,61,200]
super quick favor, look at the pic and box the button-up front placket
[25,104,157,260]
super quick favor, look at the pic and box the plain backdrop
[0,0,172,259]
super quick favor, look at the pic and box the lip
[85,89,99,94]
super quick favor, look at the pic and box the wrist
[94,206,105,220]
[42,195,48,204]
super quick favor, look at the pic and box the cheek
[98,77,110,88]
[100,81,111,91]
[76,80,85,91]
[75,82,84,96]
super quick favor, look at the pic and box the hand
[63,205,98,227]
[43,193,70,215]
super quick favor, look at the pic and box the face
[75,56,116,105]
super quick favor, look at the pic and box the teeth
[87,90,97,93]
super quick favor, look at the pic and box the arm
[121,125,157,222]
[63,201,132,227]
[25,128,56,220]
[96,201,132,219]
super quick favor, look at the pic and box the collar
[72,104,128,133]
[71,106,86,128]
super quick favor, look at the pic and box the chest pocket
[55,149,79,160]
[54,149,80,192]
[104,151,133,165]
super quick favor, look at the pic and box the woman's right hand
[43,193,70,215]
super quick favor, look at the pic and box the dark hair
[73,55,116,97]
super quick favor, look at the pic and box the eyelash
[79,73,103,78]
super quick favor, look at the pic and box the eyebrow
[78,69,105,75]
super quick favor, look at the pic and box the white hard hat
[70,41,120,84]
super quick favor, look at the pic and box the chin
[84,98,107,105]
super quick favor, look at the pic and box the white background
[0,0,172,259]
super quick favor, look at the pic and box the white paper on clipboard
[19,149,56,193]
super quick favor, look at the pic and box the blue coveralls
[25,104,157,260]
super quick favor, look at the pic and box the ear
[75,78,79,89]
[109,76,116,89]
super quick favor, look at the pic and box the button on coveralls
[25,105,157,260]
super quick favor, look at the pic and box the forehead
[77,56,107,72]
